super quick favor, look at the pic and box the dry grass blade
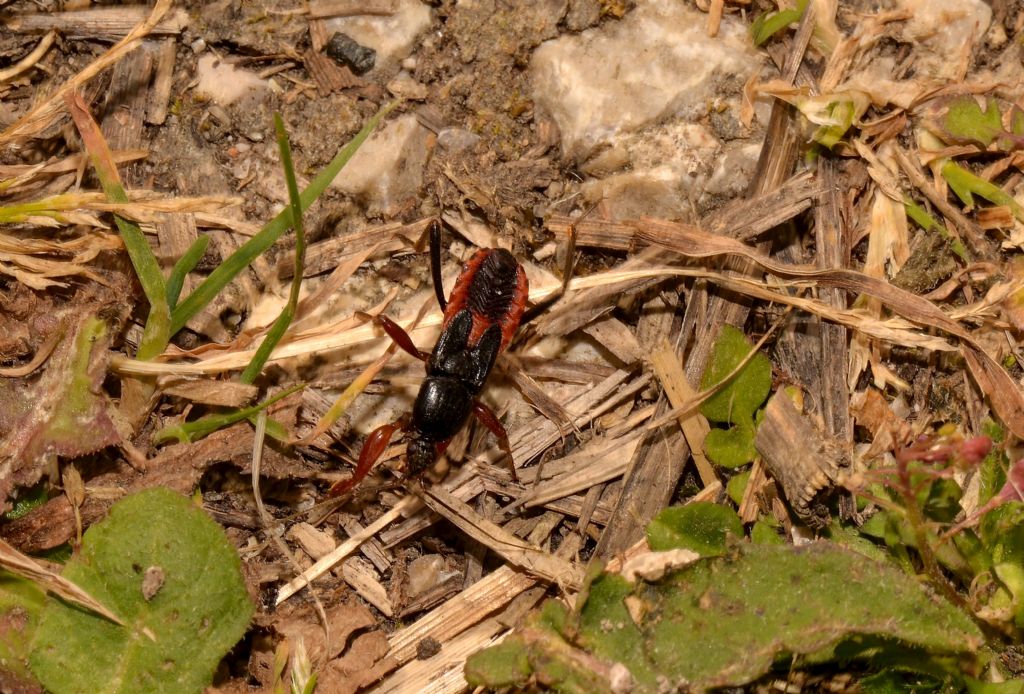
[0,30,55,83]
[419,484,583,588]
[0,538,123,625]
[650,343,717,487]
[275,496,418,605]
[638,219,1024,438]
[0,0,173,144]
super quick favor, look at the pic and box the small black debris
[325,32,376,75]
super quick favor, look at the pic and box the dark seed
[325,32,376,75]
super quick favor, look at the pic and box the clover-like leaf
[0,572,45,689]
[699,325,771,425]
[704,424,758,468]
[30,488,253,694]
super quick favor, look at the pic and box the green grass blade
[169,99,400,335]
[166,235,210,310]
[153,384,304,444]
[903,197,969,262]
[240,114,306,384]
[941,160,1024,221]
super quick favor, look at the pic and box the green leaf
[941,160,1024,222]
[750,519,784,545]
[166,235,210,310]
[704,424,758,468]
[463,639,532,688]
[966,678,1024,694]
[468,543,983,692]
[942,96,1004,148]
[240,114,306,385]
[153,383,303,444]
[646,502,743,556]
[30,488,253,694]
[0,572,45,687]
[699,325,771,425]
[751,0,807,46]
[725,469,750,505]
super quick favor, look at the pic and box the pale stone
[406,554,444,597]
[330,114,433,212]
[323,0,432,69]
[898,0,992,81]
[531,0,761,163]
[194,54,267,107]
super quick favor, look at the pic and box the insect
[328,219,573,497]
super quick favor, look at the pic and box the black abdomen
[410,376,473,442]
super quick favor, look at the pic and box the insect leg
[429,218,447,312]
[355,311,430,361]
[328,418,406,497]
[472,400,517,482]
[520,209,581,325]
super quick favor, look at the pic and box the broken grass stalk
[166,235,210,310]
[63,91,169,361]
[903,196,969,262]
[941,160,1024,222]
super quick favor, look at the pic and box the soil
[2,0,1024,691]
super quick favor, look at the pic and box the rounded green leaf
[704,425,757,468]
[646,502,744,555]
[30,488,253,694]
[699,325,771,425]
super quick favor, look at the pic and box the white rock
[406,554,444,597]
[194,54,268,107]
[898,0,992,81]
[531,0,761,164]
[331,114,433,212]
[323,0,432,69]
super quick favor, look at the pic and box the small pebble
[326,32,377,75]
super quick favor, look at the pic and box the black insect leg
[472,400,518,482]
[429,218,447,312]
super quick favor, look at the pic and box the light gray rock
[531,0,761,164]
[531,0,763,217]
[331,114,433,213]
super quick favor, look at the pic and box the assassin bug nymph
[328,219,574,498]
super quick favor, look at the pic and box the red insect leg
[472,400,517,482]
[328,419,405,497]
[356,311,429,361]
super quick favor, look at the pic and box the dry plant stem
[0,538,123,625]
[0,0,173,144]
[597,8,812,557]
[0,30,55,83]
[275,497,418,604]
[251,413,331,663]
[892,146,987,257]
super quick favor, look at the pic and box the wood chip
[145,38,176,125]
[5,6,189,39]
[159,377,257,407]
[754,391,851,528]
